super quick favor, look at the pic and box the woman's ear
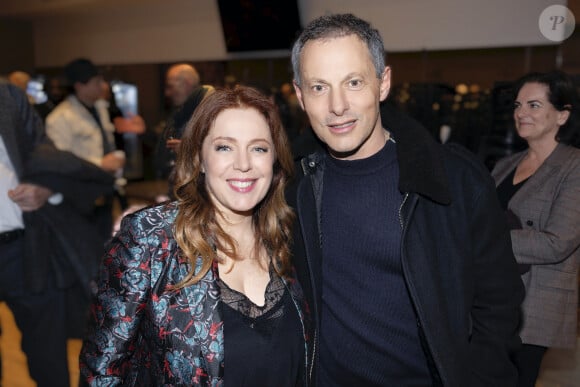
[198,155,206,174]
[557,109,571,126]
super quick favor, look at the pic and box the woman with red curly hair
[80,85,311,386]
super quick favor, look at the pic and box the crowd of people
[1,12,579,387]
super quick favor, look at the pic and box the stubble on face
[295,35,391,160]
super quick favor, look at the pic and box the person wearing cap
[46,58,125,242]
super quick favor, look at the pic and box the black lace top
[217,266,305,386]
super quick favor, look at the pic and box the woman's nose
[233,150,251,172]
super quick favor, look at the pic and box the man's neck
[75,93,95,108]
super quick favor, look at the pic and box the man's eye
[349,79,363,89]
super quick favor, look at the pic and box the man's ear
[293,80,305,110]
[379,66,392,102]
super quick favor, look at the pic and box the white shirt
[46,95,116,166]
[0,136,24,232]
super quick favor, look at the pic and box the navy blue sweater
[319,140,431,386]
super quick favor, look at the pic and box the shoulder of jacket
[555,145,580,177]
[441,143,493,180]
[299,150,326,176]
[47,98,75,119]
[559,144,580,162]
[0,84,26,107]
[124,201,178,231]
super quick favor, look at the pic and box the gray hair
[291,13,386,87]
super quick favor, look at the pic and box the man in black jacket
[0,82,113,386]
[288,14,524,386]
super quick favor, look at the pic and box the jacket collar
[384,103,451,204]
[302,103,452,205]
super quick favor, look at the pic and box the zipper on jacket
[282,277,311,386]
[398,192,445,386]
[398,192,409,229]
[299,159,321,383]
[309,329,317,382]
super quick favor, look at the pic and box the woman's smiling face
[514,82,570,144]
[201,107,275,221]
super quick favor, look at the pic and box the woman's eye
[253,146,269,153]
[215,144,231,151]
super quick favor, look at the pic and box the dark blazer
[1,83,114,294]
[492,143,580,349]
[288,104,525,387]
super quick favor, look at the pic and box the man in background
[7,71,31,93]
[46,58,124,242]
[154,63,214,197]
[7,71,35,104]
[1,81,112,386]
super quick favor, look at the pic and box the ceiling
[0,0,160,19]
[2,0,576,67]
[2,0,578,22]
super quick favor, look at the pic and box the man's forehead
[166,77,182,86]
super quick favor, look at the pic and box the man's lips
[328,119,356,133]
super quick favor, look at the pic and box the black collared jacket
[287,104,524,387]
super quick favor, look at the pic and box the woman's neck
[216,212,263,261]
[513,139,559,184]
[526,138,558,166]
[218,213,253,242]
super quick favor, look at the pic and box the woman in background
[80,86,310,386]
[491,70,580,387]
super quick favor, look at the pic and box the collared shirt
[0,136,24,232]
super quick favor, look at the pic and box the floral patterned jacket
[80,202,310,386]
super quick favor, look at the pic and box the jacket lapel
[179,259,224,380]
[508,144,567,207]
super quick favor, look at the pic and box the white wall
[32,0,566,67]
[299,0,567,51]
[34,0,226,66]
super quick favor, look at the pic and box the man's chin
[327,146,360,160]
